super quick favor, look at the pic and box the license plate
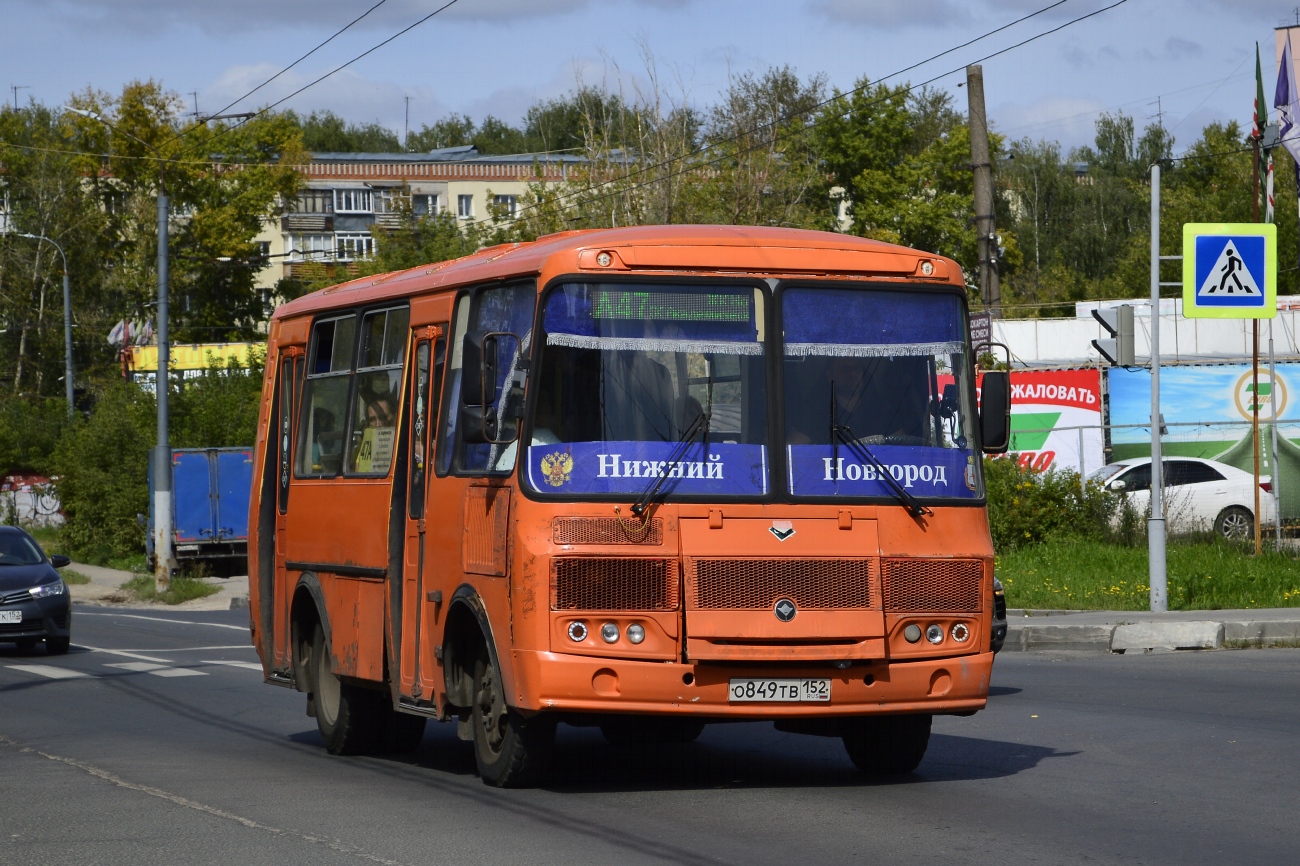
[728,677,830,702]
[0,610,22,624]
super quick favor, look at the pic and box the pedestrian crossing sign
[1182,223,1276,319]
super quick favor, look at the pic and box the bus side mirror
[460,330,521,445]
[979,370,1011,454]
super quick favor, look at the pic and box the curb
[1004,613,1300,653]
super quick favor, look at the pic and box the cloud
[43,0,691,36]
[993,95,1108,151]
[808,0,973,29]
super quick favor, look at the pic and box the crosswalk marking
[202,660,263,671]
[6,664,95,679]
[105,662,207,678]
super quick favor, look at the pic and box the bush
[51,383,153,563]
[984,456,1118,552]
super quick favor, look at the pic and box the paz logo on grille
[769,520,795,541]
[774,598,797,622]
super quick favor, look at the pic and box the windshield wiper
[630,410,711,518]
[829,380,931,518]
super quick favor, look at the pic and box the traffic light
[1092,304,1135,365]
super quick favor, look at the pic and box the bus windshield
[782,286,982,501]
[526,282,769,498]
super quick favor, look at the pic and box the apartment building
[254,146,584,289]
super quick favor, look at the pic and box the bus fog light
[626,623,645,644]
[596,251,612,267]
[951,623,971,643]
[567,621,588,642]
[600,622,620,643]
[921,260,934,276]
[904,624,922,643]
[925,624,944,644]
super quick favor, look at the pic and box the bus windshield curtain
[783,288,964,358]
[543,283,762,355]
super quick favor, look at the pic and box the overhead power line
[465,0,1130,231]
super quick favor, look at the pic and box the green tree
[290,110,401,152]
[406,114,476,151]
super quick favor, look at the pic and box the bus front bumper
[511,649,993,717]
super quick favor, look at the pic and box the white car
[1089,457,1275,540]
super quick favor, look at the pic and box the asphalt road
[2,610,1297,866]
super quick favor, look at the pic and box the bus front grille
[552,517,663,546]
[552,558,679,611]
[881,558,983,613]
[687,558,875,610]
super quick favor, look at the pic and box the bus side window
[296,315,356,477]
[409,336,446,519]
[346,306,409,476]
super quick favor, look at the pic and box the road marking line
[105,662,207,678]
[78,645,171,663]
[0,735,415,866]
[6,664,95,679]
[201,660,264,670]
[75,612,246,631]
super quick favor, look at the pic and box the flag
[1274,36,1300,190]
[1256,42,1268,140]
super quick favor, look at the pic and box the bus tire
[471,646,554,787]
[841,713,932,775]
[311,626,382,756]
[600,716,705,745]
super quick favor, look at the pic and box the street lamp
[70,106,173,591]
[12,233,74,416]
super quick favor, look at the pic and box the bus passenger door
[273,351,302,672]
[399,328,444,703]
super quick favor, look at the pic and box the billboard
[1108,363,1298,460]
[1002,369,1104,476]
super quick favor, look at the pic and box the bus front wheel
[311,627,382,755]
[471,647,555,787]
[842,713,932,775]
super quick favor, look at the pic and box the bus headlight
[626,623,645,644]
[600,622,620,643]
[567,621,588,642]
[951,623,971,642]
[925,624,944,645]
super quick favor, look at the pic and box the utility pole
[967,65,1000,313]
[405,95,413,151]
[11,85,29,111]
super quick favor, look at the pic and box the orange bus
[248,225,1011,787]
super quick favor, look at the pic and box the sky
[0,0,1295,155]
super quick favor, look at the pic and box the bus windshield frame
[520,277,983,506]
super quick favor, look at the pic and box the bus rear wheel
[471,647,554,787]
[311,626,382,755]
[842,714,932,775]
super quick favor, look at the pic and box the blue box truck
[147,447,252,573]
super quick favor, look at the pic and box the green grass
[60,568,91,586]
[996,537,1300,611]
[120,575,220,605]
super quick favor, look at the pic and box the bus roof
[274,224,961,321]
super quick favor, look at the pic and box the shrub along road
[1,610,1298,865]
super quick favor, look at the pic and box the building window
[334,188,373,214]
[257,241,272,261]
[336,234,375,261]
[295,189,333,214]
[492,194,518,219]
[288,234,334,261]
[413,193,441,216]
[457,194,474,219]
[374,189,402,214]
